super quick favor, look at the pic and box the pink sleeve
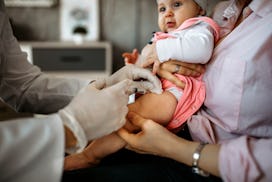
[219,136,272,182]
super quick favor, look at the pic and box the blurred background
[5,0,221,72]
[6,0,158,72]
[1,0,220,120]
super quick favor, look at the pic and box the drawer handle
[61,56,82,63]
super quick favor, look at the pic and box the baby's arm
[156,22,215,64]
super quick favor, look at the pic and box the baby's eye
[174,2,182,7]
[159,7,166,12]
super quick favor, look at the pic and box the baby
[123,0,220,131]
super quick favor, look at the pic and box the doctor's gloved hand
[59,79,141,154]
[93,64,162,94]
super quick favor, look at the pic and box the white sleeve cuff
[58,110,88,154]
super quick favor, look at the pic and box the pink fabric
[161,75,205,131]
[154,17,219,131]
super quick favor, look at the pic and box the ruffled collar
[212,0,252,38]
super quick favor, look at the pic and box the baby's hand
[122,49,139,65]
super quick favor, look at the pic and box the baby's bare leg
[64,133,126,171]
[128,91,177,126]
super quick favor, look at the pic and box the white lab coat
[0,1,89,181]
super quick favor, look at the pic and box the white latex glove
[59,79,146,153]
[93,64,162,94]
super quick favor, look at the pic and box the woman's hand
[118,112,183,157]
[64,133,126,171]
[118,112,221,177]
[157,60,205,89]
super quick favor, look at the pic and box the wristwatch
[192,142,210,177]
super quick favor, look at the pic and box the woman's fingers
[157,69,185,89]
[126,111,146,127]
[170,60,205,73]
[160,60,205,76]
[118,112,145,144]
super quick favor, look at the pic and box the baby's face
[157,0,201,32]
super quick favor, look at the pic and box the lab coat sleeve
[219,136,272,182]
[156,22,215,64]
[0,8,89,114]
[0,114,65,182]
